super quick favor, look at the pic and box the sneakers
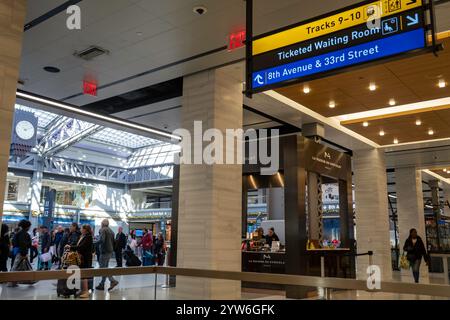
[95,284,105,291]
[108,280,119,291]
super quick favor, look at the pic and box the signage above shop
[245,0,438,95]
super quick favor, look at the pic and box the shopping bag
[399,253,410,270]
[14,256,38,285]
[40,252,52,263]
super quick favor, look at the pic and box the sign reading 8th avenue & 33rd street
[249,0,430,93]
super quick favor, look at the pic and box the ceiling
[17,0,450,154]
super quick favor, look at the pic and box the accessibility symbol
[382,17,399,35]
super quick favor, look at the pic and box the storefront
[241,135,355,296]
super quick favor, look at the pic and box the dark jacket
[53,231,63,247]
[59,231,80,256]
[71,233,93,269]
[12,229,32,256]
[153,238,165,255]
[68,230,81,246]
[40,232,51,253]
[0,233,10,260]
[403,236,428,263]
[265,233,280,247]
[99,227,115,254]
[114,232,127,251]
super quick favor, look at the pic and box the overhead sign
[247,0,431,94]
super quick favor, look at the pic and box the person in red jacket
[141,229,153,266]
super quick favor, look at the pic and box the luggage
[61,248,81,268]
[142,250,155,266]
[124,249,141,267]
[13,255,37,285]
[57,278,77,298]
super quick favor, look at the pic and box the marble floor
[0,263,448,300]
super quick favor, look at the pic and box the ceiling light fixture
[379,130,385,136]
[389,99,396,106]
[329,101,336,108]
[15,90,181,141]
[393,138,399,144]
[438,79,447,88]
[363,121,369,127]
[428,129,434,136]
[303,86,311,94]
[415,119,422,126]
[369,83,377,91]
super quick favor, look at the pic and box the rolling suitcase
[57,278,77,298]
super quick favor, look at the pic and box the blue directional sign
[252,28,425,89]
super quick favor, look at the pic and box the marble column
[396,167,429,282]
[175,67,243,299]
[353,149,393,281]
[0,0,27,223]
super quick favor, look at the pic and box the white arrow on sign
[254,74,264,85]
[406,13,419,26]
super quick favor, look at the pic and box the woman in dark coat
[0,224,10,272]
[69,224,93,298]
[403,228,429,283]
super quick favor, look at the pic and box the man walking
[114,227,127,267]
[96,219,119,291]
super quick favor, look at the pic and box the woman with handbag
[403,228,429,283]
[8,220,33,287]
[68,224,94,299]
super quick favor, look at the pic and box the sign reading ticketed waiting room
[248,0,430,93]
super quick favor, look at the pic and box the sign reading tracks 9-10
[248,0,431,93]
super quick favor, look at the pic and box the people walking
[154,232,166,266]
[69,224,94,299]
[30,228,39,264]
[9,220,32,287]
[114,227,127,268]
[96,219,119,291]
[403,228,429,283]
[38,226,51,270]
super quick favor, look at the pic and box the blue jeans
[98,252,116,286]
[411,259,421,283]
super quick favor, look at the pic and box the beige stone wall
[0,0,27,222]
[175,68,243,299]
[353,148,393,281]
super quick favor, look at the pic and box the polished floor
[0,260,448,300]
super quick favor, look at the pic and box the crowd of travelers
[0,219,167,298]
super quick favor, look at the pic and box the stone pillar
[267,187,284,220]
[0,0,27,223]
[353,149,392,281]
[29,168,43,229]
[396,167,429,282]
[175,67,243,299]
[443,184,450,218]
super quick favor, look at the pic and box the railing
[1,265,449,299]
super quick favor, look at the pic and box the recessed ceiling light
[136,32,143,36]
[329,101,336,108]
[438,79,447,88]
[43,66,61,73]
[444,169,447,173]
[415,119,422,126]
[369,83,377,91]
[393,138,399,144]
[428,129,434,136]
[389,99,396,106]
[379,130,385,136]
[363,121,369,127]
[303,86,311,94]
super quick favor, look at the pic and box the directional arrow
[254,74,264,85]
[406,13,419,26]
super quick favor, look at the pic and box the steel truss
[8,154,173,184]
